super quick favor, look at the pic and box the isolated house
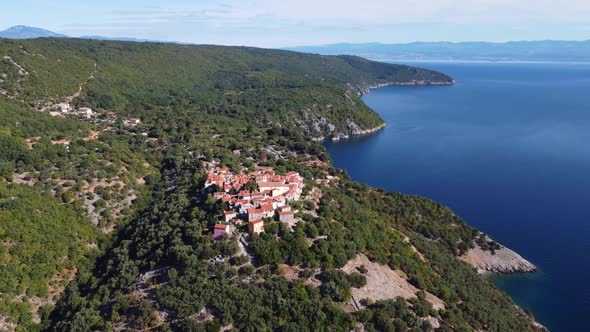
[56,103,72,112]
[213,224,231,240]
[125,118,142,126]
[129,118,141,125]
[77,107,93,115]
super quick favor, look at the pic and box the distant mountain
[286,41,590,63]
[0,25,166,43]
[0,25,68,39]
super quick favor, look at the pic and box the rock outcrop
[459,244,536,274]
[342,254,446,310]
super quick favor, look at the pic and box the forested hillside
[0,182,101,330]
[0,38,540,332]
[0,38,452,140]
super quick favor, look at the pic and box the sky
[2,0,590,47]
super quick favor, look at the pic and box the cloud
[195,0,590,24]
[47,0,590,46]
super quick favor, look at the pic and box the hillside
[0,38,541,331]
[0,38,452,140]
[0,182,101,330]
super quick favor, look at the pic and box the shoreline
[312,123,387,143]
[315,79,454,143]
[358,79,455,96]
[459,237,537,274]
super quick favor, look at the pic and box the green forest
[0,37,539,332]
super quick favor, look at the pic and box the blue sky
[2,0,590,47]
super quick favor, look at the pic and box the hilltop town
[203,160,304,239]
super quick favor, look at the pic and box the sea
[325,61,590,331]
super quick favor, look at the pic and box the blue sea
[325,62,590,331]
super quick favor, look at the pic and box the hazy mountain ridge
[0,25,166,43]
[287,40,590,62]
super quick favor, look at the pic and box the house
[279,205,291,212]
[213,224,231,240]
[261,204,275,218]
[279,210,295,223]
[56,103,72,112]
[238,201,254,214]
[248,219,264,235]
[223,211,237,222]
[239,191,252,200]
[273,196,286,209]
[247,208,265,222]
[77,107,93,115]
[258,182,290,197]
[285,189,300,201]
[125,118,142,126]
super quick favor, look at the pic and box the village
[49,102,143,127]
[202,160,305,240]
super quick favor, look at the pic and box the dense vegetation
[0,182,101,330]
[0,38,452,139]
[0,37,539,331]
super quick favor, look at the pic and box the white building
[56,103,72,113]
[77,107,93,116]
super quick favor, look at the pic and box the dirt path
[38,63,97,111]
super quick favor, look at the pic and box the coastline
[317,79,454,143]
[357,79,456,96]
[311,123,387,142]
[459,243,537,274]
[335,81,538,276]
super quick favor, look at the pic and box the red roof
[214,224,228,229]
[248,208,264,214]
[259,182,289,188]
[250,219,264,225]
[279,211,294,216]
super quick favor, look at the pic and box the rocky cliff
[459,243,537,274]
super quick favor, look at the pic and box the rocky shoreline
[357,79,456,96]
[313,79,454,142]
[459,242,537,274]
[330,123,386,142]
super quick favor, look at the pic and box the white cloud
[46,0,590,46]
[220,0,590,23]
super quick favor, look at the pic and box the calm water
[326,62,590,331]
